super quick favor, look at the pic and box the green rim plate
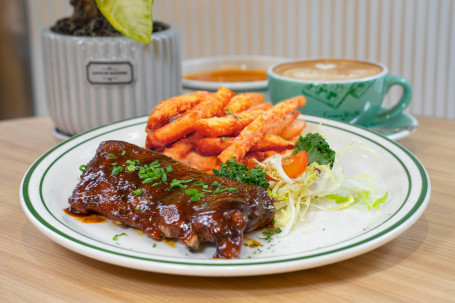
[20,115,430,277]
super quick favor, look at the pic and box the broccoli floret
[213,158,269,190]
[294,133,336,168]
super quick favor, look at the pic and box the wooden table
[1,116,454,302]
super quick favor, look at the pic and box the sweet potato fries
[145,87,306,172]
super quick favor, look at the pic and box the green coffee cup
[267,58,412,126]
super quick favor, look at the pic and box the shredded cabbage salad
[258,137,388,238]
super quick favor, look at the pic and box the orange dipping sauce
[184,69,267,82]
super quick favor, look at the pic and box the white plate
[20,115,430,277]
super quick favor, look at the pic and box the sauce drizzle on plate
[63,208,107,223]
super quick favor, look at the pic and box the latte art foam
[274,59,383,81]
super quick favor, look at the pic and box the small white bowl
[182,56,284,95]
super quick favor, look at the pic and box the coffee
[268,58,411,126]
[273,59,383,81]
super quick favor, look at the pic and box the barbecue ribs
[68,141,276,258]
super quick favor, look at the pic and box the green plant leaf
[96,0,154,43]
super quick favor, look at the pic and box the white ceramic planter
[42,22,182,136]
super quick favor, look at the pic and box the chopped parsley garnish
[126,159,139,172]
[107,153,116,160]
[132,188,143,195]
[190,194,205,202]
[213,187,238,194]
[113,232,127,241]
[121,150,126,156]
[193,181,210,189]
[170,178,193,189]
[185,188,205,201]
[213,158,269,190]
[87,156,255,204]
[185,188,199,195]
[149,160,160,168]
[79,164,87,172]
[112,166,124,175]
[139,164,167,184]
[261,227,282,242]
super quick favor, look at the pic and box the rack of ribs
[68,140,276,258]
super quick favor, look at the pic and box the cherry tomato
[281,150,309,178]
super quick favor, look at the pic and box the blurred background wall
[0,0,33,120]
[2,0,453,120]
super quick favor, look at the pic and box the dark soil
[51,0,168,37]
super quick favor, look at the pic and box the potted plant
[42,0,182,137]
